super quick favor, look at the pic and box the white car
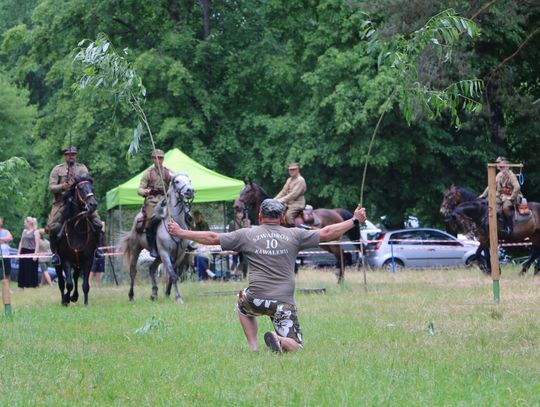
[364,228,479,270]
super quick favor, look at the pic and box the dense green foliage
[1,268,539,404]
[0,0,539,233]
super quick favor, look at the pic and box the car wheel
[465,256,476,268]
[383,259,403,272]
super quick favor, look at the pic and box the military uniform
[47,162,90,228]
[479,157,522,236]
[47,146,103,264]
[138,166,171,228]
[275,170,306,226]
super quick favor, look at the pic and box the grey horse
[122,173,195,303]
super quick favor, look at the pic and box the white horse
[122,173,195,303]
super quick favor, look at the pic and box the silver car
[364,228,479,270]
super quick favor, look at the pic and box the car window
[389,230,423,245]
[422,230,461,246]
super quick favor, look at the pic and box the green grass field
[1,267,539,406]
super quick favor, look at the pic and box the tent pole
[223,202,227,232]
[118,205,123,275]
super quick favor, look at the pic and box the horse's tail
[119,231,133,268]
[334,208,360,241]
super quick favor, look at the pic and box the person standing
[168,198,366,353]
[137,149,171,257]
[17,217,40,289]
[47,146,104,265]
[0,217,13,282]
[478,156,522,236]
[37,228,53,286]
[193,210,210,231]
[274,162,307,226]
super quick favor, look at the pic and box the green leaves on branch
[0,157,30,213]
[72,33,150,157]
[361,8,484,127]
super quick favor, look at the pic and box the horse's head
[170,173,195,202]
[440,184,461,220]
[68,176,97,213]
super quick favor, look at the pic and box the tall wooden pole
[487,162,523,303]
[487,164,500,303]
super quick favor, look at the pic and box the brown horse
[234,180,360,271]
[440,184,540,275]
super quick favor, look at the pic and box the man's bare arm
[319,206,366,242]
[167,220,221,245]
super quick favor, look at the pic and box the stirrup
[51,254,61,266]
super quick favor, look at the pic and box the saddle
[293,205,321,228]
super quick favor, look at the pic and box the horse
[234,180,360,271]
[440,184,540,275]
[121,173,195,303]
[55,176,99,306]
[234,178,269,225]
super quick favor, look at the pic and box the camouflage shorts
[237,289,303,346]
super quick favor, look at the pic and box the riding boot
[501,215,513,238]
[94,230,105,259]
[146,217,160,257]
[49,233,61,266]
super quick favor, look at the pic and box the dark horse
[234,180,360,271]
[55,176,99,306]
[440,184,540,275]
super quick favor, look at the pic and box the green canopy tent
[106,148,244,209]
[105,148,244,276]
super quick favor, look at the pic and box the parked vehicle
[364,228,479,270]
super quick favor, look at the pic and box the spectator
[37,228,53,287]
[89,221,106,287]
[0,217,13,282]
[17,217,40,289]
[193,210,210,231]
[193,252,216,281]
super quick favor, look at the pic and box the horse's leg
[160,251,183,304]
[82,262,91,306]
[56,264,67,306]
[71,267,80,303]
[170,253,187,304]
[128,251,139,302]
[520,246,539,276]
[148,259,160,301]
[64,262,74,305]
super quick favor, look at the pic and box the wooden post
[2,278,11,317]
[487,162,523,303]
[487,164,500,303]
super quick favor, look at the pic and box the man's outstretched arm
[319,206,366,242]
[167,220,221,245]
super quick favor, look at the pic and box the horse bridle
[74,180,95,212]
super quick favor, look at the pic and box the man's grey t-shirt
[219,224,320,304]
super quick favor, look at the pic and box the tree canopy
[0,0,539,233]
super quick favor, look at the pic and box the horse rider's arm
[277,178,306,203]
[509,172,521,201]
[167,219,220,246]
[478,186,488,199]
[48,165,64,194]
[319,207,366,242]
[138,171,151,197]
[274,178,290,201]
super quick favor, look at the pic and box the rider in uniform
[47,146,104,265]
[478,156,522,237]
[137,149,171,257]
[274,162,306,226]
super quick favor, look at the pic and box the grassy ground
[0,266,539,406]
